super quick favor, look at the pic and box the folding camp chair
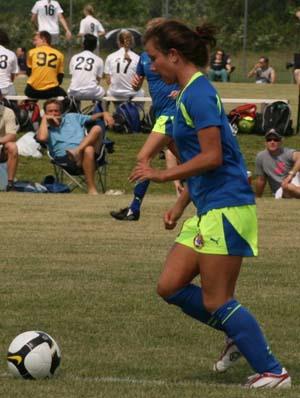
[48,137,114,193]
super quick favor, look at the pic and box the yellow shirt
[27,45,64,90]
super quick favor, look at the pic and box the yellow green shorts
[152,115,174,136]
[175,205,258,256]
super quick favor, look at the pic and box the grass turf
[0,194,300,397]
[1,75,300,397]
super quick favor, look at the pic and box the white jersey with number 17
[104,47,142,98]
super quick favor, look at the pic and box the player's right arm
[132,73,144,91]
[164,186,190,230]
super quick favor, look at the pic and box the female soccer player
[104,30,144,101]
[130,20,291,389]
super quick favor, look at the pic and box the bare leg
[197,254,242,312]
[67,126,102,167]
[4,142,18,182]
[157,243,199,298]
[82,146,98,195]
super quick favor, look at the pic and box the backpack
[262,101,293,136]
[17,100,41,132]
[112,101,141,133]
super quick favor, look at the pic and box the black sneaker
[110,207,140,221]
[6,183,17,192]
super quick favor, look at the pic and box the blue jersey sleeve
[185,83,222,132]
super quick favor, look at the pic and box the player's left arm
[282,151,300,186]
[58,13,72,40]
[31,13,38,29]
[57,53,64,84]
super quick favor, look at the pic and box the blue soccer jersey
[136,52,178,118]
[174,71,255,215]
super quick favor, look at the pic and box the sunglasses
[266,137,281,142]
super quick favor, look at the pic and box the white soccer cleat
[213,338,242,373]
[244,367,291,389]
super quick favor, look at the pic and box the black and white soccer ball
[7,331,61,379]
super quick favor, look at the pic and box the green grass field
[0,194,300,398]
[1,76,300,397]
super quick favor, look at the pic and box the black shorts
[25,84,67,99]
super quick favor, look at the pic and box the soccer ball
[7,331,61,379]
[238,116,255,133]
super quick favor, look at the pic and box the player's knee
[156,281,173,299]
[5,142,18,156]
[83,146,95,157]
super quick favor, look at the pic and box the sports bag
[262,101,293,136]
[17,100,41,132]
[112,101,141,133]
[228,103,257,135]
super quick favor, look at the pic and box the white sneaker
[213,338,242,373]
[244,367,291,389]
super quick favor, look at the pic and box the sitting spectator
[248,56,275,84]
[36,99,114,195]
[68,34,105,101]
[25,31,66,99]
[0,90,19,191]
[78,4,105,54]
[0,30,19,95]
[16,47,27,77]
[104,30,144,103]
[255,129,300,198]
[208,49,232,82]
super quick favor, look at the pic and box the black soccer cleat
[110,207,140,221]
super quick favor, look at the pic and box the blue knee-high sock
[165,284,223,331]
[211,299,282,374]
[129,180,150,213]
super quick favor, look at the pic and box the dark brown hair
[38,31,52,45]
[43,99,63,112]
[143,20,216,67]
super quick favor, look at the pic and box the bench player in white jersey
[104,30,144,102]
[78,4,105,53]
[0,31,19,96]
[68,34,105,101]
[31,0,72,44]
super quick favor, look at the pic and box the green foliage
[3,0,300,53]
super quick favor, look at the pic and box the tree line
[1,0,300,52]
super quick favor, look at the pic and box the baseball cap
[265,128,282,140]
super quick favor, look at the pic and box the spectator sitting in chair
[0,90,19,191]
[25,31,66,99]
[36,99,114,195]
[207,49,232,82]
[248,56,275,84]
[255,129,300,198]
